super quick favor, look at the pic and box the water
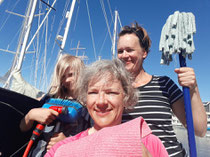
[173,126,210,157]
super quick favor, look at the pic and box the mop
[159,11,197,157]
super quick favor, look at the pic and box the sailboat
[0,0,122,156]
[0,0,122,94]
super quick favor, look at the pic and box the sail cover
[10,70,44,99]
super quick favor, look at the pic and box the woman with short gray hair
[45,59,168,157]
[77,59,138,109]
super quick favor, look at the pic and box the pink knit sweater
[45,117,168,157]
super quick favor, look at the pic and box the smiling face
[86,74,125,131]
[117,33,147,76]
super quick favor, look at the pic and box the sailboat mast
[26,0,57,52]
[3,0,38,88]
[112,10,118,59]
[59,0,77,55]
[16,0,38,71]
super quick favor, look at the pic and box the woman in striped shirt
[117,22,207,157]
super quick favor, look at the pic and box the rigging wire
[40,1,57,91]
[2,0,34,89]
[86,0,97,61]
[36,1,49,91]
[98,18,113,57]
[0,0,21,32]
[31,0,42,87]
[47,0,70,65]
[40,0,56,11]
[0,0,23,63]
[27,4,48,90]
[117,12,122,28]
[5,25,21,53]
[25,0,57,52]
[107,0,114,23]
[29,35,37,86]
[73,3,80,31]
[44,0,72,90]
[98,28,109,57]
[41,14,56,89]
[35,1,43,88]
[28,0,46,89]
[99,0,113,43]
[38,21,47,90]
[40,10,48,91]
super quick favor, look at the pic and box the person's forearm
[19,112,34,132]
[190,86,207,137]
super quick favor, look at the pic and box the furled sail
[10,70,44,99]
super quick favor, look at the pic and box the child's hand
[46,132,66,151]
[28,108,59,125]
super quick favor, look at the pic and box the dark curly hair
[119,22,151,53]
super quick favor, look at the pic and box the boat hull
[0,87,41,156]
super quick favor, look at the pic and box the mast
[3,0,38,88]
[112,10,118,59]
[16,0,38,71]
[58,0,77,56]
[26,0,57,52]
[70,41,86,57]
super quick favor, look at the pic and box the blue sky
[0,0,209,101]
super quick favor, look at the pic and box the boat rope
[86,0,97,61]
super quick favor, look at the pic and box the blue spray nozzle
[42,98,83,123]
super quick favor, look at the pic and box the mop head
[159,11,196,65]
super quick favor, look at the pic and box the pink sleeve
[44,130,88,157]
[142,134,169,157]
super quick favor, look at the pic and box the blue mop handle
[179,53,197,157]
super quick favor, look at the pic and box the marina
[174,126,210,157]
[0,0,210,156]
[172,105,210,156]
[207,112,210,132]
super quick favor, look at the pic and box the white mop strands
[159,11,196,65]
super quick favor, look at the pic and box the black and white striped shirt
[123,75,187,157]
